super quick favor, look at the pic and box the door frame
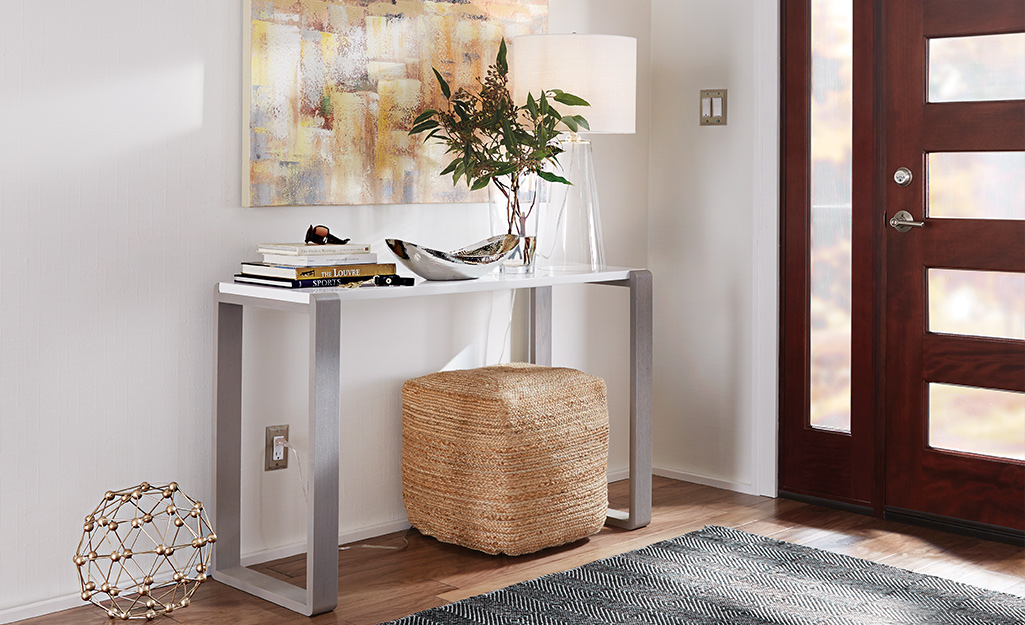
[778,0,883,510]
[752,0,783,499]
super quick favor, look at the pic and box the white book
[260,252,378,266]
[257,242,372,255]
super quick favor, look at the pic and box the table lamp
[510,34,637,272]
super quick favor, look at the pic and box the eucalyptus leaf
[409,119,439,135]
[538,170,572,185]
[413,109,437,125]
[570,115,590,131]
[494,162,518,176]
[552,92,590,107]
[470,175,492,191]
[500,116,516,150]
[432,68,451,99]
[496,39,508,74]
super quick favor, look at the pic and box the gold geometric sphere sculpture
[74,482,215,620]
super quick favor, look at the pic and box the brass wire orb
[74,483,214,620]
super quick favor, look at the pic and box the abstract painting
[244,0,548,207]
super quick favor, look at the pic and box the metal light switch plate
[700,89,727,125]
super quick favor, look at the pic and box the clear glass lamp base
[537,137,607,272]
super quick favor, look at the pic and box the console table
[212,267,652,616]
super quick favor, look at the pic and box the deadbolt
[893,167,913,186]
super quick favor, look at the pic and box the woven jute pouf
[402,363,609,556]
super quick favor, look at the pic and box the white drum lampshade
[510,34,637,134]
[510,34,637,272]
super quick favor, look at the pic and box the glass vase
[489,173,546,274]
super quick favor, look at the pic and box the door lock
[889,210,924,232]
[893,167,913,186]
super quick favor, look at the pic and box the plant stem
[509,175,520,235]
[493,177,514,235]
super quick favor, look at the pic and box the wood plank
[921,219,1025,273]
[923,334,1025,393]
[924,0,1025,37]
[923,101,1025,153]
[13,477,1023,625]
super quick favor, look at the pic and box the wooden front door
[881,0,1025,534]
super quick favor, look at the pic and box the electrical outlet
[265,425,289,471]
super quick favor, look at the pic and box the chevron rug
[382,525,1024,625]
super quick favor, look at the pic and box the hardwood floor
[18,477,1024,624]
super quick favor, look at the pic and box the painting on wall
[244,0,548,207]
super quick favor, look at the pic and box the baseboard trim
[884,507,1025,547]
[652,467,761,496]
[606,468,630,483]
[0,593,84,625]
[239,518,413,567]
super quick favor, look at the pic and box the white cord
[282,438,412,554]
[498,289,515,364]
[485,289,516,365]
[279,439,310,506]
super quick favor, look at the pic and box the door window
[929,383,1025,462]
[809,0,853,432]
[927,152,1025,220]
[928,33,1025,102]
[928,269,1025,341]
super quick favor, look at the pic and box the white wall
[0,0,784,620]
[0,1,652,621]
[648,0,779,495]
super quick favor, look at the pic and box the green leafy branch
[409,39,589,233]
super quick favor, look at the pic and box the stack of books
[235,241,399,288]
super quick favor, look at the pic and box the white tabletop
[218,266,643,305]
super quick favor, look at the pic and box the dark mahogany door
[882,0,1025,532]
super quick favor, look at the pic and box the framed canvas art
[243,0,548,207]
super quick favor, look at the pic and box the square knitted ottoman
[401,363,609,555]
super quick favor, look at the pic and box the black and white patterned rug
[382,525,1024,624]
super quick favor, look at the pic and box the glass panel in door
[928,33,1025,102]
[928,269,1025,340]
[809,0,853,432]
[929,383,1025,462]
[927,152,1025,220]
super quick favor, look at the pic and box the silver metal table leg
[212,296,341,616]
[605,270,653,530]
[529,286,553,366]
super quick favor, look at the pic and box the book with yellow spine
[240,262,397,280]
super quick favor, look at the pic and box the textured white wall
[0,1,651,620]
[647,0,779,494]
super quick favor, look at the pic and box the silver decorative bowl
[385,235,519,281]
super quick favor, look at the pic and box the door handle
[889,210,924,233]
